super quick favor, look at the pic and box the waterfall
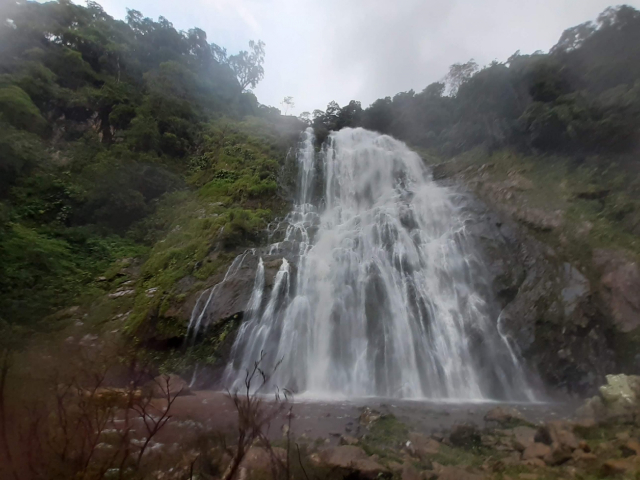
[210,127,534,401]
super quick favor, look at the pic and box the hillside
[0,1,305,347]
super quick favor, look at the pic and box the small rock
[616,431,631,442]
[318,446,388,479]
[484,406,524,426]
[401,462,421,480]
[481,435,498,447]
[512,426,537,452]
[602,458,638,476]
[108,289,135,298]
[576,398,605,421]
[543,443,573,466]
[621,439,640,457]
[359,407,381,427]
[522,458,545,468]
[350,457,389,480]
[535,421,577,450]
[145,287,158,298]
[522,443,551,460]
[408,432,440,458]
[572,448,597,463]
[339,435,359,446]
[557,430,579,450]
[578,440,591,452]
[79,333,99,346]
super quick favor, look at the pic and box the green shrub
[0,85,47,135]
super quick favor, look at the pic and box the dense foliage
[0,0,302,328]
[311,5,640,157]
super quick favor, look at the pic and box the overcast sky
[91,0,640,115]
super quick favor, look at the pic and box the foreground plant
[0,343,183,480]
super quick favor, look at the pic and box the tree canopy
[309,5,640,157]
[0,0,302,327]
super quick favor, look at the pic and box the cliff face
[431,150,640,395]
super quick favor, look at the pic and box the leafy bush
[0,85,47,135]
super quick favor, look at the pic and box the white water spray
[207,128,534,401]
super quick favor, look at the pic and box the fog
[89,0,640,114]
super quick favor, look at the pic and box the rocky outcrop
[317,446,390,479]
[434,162,640,395]
[594,249,640,333]
[578,374,640,422]
[458,190,617,394]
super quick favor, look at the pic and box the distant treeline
[309,5,640,157]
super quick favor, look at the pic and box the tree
[336,100,363,129]
[229,40,266,91]
[445,59,478,96]
[298,111,311,125]
[280,96,294,115]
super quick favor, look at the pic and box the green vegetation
[434,148,640,259]
[0,1,304,336]
[363,414,409,448]
[429,443,495,468]
[360,414,409,463]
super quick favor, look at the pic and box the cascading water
[199,127,535,401]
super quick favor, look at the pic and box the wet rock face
[194,255,260,329]
[459,193,617,395]
[594,249,640,333]
[190,250,297,333]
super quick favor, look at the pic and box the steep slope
[429,148,640,394]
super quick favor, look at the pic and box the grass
[0,222,145,331]
[360,415,409,464]
[429,443,498,468]
[426,147,640,295]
